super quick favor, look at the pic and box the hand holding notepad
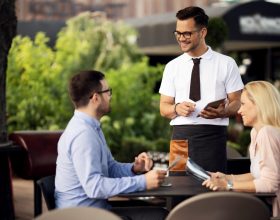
[197,98,226,118]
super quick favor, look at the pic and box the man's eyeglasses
[89,88,112,99]
[97,88,112,96]
[173,30,200,39]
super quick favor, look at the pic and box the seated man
[55,70,168,220]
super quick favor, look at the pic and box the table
[119,175,276,210]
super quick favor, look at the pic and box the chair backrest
[9,131,62,179]
[37,175,56,210]
[166,191,270,220]
[35,207,122,220]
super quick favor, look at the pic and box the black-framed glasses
[173,30,200,39]
[89,88,112,99]
[98,88,112,96]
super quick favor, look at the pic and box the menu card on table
[186,157,210,181]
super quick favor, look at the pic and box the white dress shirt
[159,47,244,126]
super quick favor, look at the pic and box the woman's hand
[202,172,228,191]
[211,172,226,179]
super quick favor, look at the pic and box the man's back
[55,110,110,209]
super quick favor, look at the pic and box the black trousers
[172,125,227,173]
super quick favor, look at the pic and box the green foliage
[7,12,142,132]
[7,12,171,161]
[237,129,251,156]
[119,136,153,162]
[227,121,251,156]
[102,59,171,160]
[7,33,63,130]
[55,12,141,74]
[206,17,228,49]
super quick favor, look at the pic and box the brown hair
[176,6,209,28]
[69,70,104,108]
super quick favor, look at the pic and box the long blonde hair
[244,81,280,128]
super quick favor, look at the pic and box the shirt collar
[74,110,101,129]
[183,46,213,62]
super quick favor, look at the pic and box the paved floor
[13,177,47,220]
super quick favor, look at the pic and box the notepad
[203,98,226,110]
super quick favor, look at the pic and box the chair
[166,191,270,220]
[35,207,122,220]
[9,130,62,216]
[37,175,56,210]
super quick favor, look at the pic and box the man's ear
[89,93,99,103]
[202,27,207,38]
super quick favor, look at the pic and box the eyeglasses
[97,88,112,96]
[173,30,200,39]
[89,88,112,99]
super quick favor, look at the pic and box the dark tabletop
[119,175,275,198]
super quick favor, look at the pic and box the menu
[186,157,210,181]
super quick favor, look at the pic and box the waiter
[159,6,243,172]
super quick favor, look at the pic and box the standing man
[55,70,168,220]
[159,6,244,172]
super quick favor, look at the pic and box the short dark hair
[176,6,209,28]
[69,70,105,108]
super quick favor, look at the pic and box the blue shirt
[55,110,146,209]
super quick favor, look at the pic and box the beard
[97,102,111,116]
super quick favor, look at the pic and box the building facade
[16,0,218,21]
[15,0,280,81]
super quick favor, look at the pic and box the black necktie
[189,58,201,101]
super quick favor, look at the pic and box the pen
[167,155,181,171]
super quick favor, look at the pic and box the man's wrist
[131,165,137,174]
[131,165,141,175]
[221,108,228,118]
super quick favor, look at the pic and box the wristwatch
[226,179,233,191]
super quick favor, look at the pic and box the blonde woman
[202,81,280,217]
